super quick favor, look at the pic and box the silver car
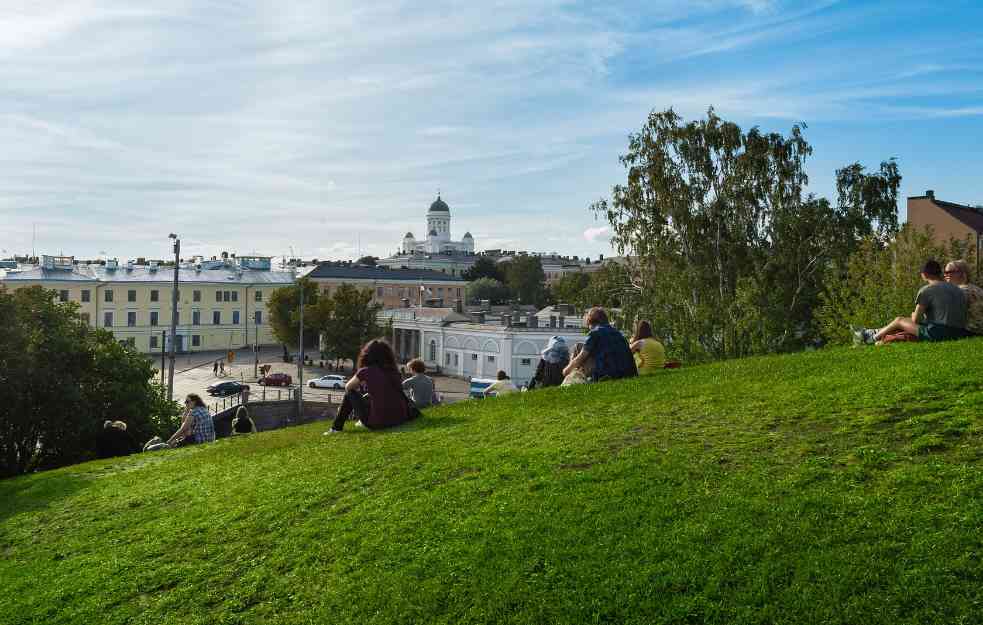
[309,374,347,389]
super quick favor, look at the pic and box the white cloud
[583,226,611,242]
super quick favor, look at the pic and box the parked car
[309,374,347,389]
[207,381,251,397]
[258,372,292,387]
[468,378,496,399]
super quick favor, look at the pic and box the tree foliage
[0,286,181,477]
[461,256,505,282]
[549,272,590,307]
[504,255,547,307]
[466,277,510,305]
[594,107,902,361]
[315,284,383,365]
[267,278,320,348]
[356,256,378,266]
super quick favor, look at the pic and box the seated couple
[325,339,421,435]
[854,259,983,345]
[561,307,642,384]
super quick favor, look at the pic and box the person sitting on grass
[402,358,438,409]
[232,406,256,435]
[563,307,637,382]
[853,259,968,345]
[527,336,569,390]
[96,420,137,459]
[944,259,983,336]
[325,339,415,434]
[166,394,215,446]
[483,370,518,397]
[561,343,592,386]
[629,320,666,375]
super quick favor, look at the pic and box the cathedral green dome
[428,195,449,213]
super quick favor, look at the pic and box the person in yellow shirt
[629,320,665,375]
[483,370,519,396]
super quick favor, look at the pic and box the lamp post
[167,234,180,402]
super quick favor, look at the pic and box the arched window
[429,340,436,362]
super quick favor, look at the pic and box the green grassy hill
[3,341,983,625]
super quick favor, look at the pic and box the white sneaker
[323,428,342,435]
[354,420,365,428]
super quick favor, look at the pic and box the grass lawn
[2,340,983,624]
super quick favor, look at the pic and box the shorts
[917,323,969,342]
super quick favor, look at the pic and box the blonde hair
[949,259,972,282]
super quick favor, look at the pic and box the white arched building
[402,195,475,255]
[383,306,585,387]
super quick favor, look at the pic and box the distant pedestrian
[219,361,225,376]
[213,361,219,376]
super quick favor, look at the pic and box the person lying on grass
[944,259,983,336]
[483,370,519,397]
[325,339,416,434]
[853,259,969,345]
[563,307,637,381]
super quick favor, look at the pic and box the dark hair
[922,259,943,278]
[185,393,205,408]
[408,358,426,374]
[585,307,609,327]
[633,320,654,341]
[496,370,509,380]
[357,339,399,373]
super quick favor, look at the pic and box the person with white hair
[944,259,983,336]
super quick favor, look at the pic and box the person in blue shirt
[563,307,637,382]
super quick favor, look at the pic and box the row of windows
[370,286,464,298]
[57,288,265,304]
[84,310,262,327]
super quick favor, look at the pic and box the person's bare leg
[873,317,918,342]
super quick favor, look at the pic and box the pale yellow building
[0,255,294,354]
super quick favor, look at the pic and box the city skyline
[2,1,982,262]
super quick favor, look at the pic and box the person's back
[917,280,967,329]
[402,373,435,408]
[232,407,256,435]
[586,322,638,381]
[635,338,666,375]
[357,365,408,428]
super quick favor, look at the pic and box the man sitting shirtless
[853,259,968,345]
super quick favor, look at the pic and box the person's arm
[563,350,589,377]
[629,339,643,353]
[166,409,192,445]
[529,360,546,390]
[345,373,362,393]
[911,303,926,324]
[483,381,500,396]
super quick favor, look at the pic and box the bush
[0,286,181,476]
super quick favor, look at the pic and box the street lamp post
[167,234,180,402]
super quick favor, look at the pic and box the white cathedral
[402,195,474,255]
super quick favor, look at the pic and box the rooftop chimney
[926,190,935,199]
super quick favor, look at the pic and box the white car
[309,374,347,389]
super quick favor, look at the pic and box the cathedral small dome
[428,195,450,213]
[463,232,473,239]
[404,232,415,239]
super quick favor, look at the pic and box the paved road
[156,347,472,411]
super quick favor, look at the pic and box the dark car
[258,372,292,387]
[207,381,251,397]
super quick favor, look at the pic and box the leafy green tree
[504,255,547,307]
[318,284,383,366]
[594,107,902,360]
[461,256,505,282]
[0,286,180,477]
[550,272,590,307]
[356,256,378,266]
[466,277,511,305]
[267,278,320,348]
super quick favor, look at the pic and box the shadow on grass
[403,415,470,432]
[0,470,90,525]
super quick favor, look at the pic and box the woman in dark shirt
[325,339,413,434]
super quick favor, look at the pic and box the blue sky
[1,0,981,262]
